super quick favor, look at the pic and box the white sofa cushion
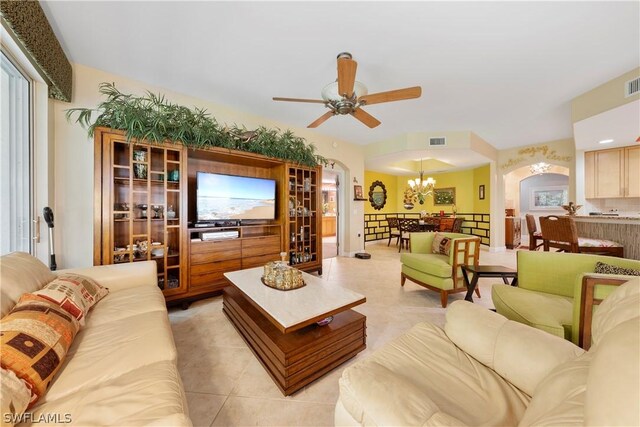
[84,282,167,328]
[30,361,190,426]
[0,252,55,317]
[56,261,157,293]
[518,354,591,426]
[445,301,584,396]
[591,277,640,348]
[586,279,640,426]
[338,322,530,426]
[43,310,177,402]
[1,255,189,426]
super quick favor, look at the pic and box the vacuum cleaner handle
[43,207,54,228]
[43,207,57,271]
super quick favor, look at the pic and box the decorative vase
[133,150,148,179]
[166,205,176,219]
[562,202,583,216]
[168,169,179,182]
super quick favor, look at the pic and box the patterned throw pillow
[594,262,640,276]
[1,368,32,425]
[32,273,108,325]
[0,294,81,409]
[432,232,452,256]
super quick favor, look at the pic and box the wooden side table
[505,217,521,249]
[461,265,518,303]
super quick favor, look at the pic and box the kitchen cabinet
[322,215,336,236]
[585,146,638,199]
[625,146,640,197]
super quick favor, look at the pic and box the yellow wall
[473,164,490,214]
[364,171,398,214]
[388,166,489,214]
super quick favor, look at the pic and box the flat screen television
[196,172,276,222]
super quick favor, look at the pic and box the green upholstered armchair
[492,251,640,345]
[401,232,481,307]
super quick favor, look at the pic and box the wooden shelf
[95,130,186,300]
[95,127,322,306]
[286,164,322,273]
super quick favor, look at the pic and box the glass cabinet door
[108,138,185,295]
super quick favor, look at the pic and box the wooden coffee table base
[223,286,367,396]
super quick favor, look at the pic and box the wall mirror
[368,180,387,210]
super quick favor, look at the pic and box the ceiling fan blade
[337,58,358,98]
[273,97,326,104]
[359,86,422,106]
[307,111,334,128]
[351,108,381,128]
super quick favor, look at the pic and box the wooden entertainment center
[93,128,323,305]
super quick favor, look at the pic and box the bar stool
[539,215,624,258]
[525,214,544,251]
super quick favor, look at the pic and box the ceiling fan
[273,52,422,129]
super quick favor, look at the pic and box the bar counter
[572,215,640,260]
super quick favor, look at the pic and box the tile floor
[322,235,338,260]
[169,240,518,426]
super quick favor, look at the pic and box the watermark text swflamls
[3,412,72,424]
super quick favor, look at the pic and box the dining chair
[387,217,401,247]
[525,214,544,251]
[539,215,624,257]
[398,218,421,252]
[450,218,465,233]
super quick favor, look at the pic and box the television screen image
[196,172,276,221]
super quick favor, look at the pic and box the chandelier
[404,159,436,207]
[530,162,551,175]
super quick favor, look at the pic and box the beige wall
[494,139,576,250]
[364,130,492,160]
[51,63,366,268]
[504,164,569,217]
[47,64,631,263]
[572,68,640,123]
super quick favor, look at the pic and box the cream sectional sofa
[335,278,639,426]
[0,252,191,426]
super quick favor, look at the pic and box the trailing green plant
[66,82,327,167]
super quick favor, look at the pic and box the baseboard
[487,246,507,253]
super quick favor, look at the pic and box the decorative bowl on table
[562,202,583,216]
[261,262,305,291]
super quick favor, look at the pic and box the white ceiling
[573,100,640,151]
[41,1,639,162]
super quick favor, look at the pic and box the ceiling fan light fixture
[274,52,420,128]
[321,81,368,102]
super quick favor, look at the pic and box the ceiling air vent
[625,77,640,98]
[429,137,446,146]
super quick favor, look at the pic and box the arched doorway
[504,164,570,247]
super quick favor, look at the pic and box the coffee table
[223,267,366,395]
[461,265,518,303]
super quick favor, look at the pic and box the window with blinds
[1,51,32,255]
